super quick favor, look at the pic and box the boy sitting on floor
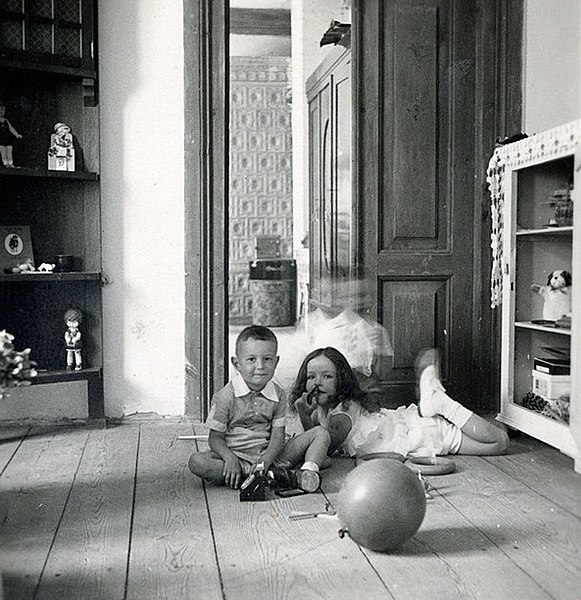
[188,325,322,493]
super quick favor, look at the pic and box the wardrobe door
[358,0,479,405]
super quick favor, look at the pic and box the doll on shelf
[48,122,75,172]
[0,100,23,168]
[64,308,83,371]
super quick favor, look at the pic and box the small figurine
[8,259,35,274]
[64,308,83,370]
[531,269,572,321]
[48,122,75,172]
[37,262,55,273]
[0,100,23,168]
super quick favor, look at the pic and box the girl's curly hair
[288,347,379,413]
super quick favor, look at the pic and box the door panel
[387,5,441,245]
[380,278,449,375]
[358,0,476,406]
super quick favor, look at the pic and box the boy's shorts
[201,449,255,475]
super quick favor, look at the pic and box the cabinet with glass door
[495,120,580,471]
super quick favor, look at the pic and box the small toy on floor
[239,462,321,502]
[239,467,277,502]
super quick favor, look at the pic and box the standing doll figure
[48,122,75,171]
[64,308,83,370]
[0,101,23,168]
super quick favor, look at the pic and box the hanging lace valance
[486,119,581,309]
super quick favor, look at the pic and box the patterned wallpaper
[229,56,293,323]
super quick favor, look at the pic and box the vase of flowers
[0,330,37,399]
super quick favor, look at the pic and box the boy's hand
[223,455,243,489]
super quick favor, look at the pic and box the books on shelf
[533,357,570,375]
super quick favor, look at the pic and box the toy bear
[531,270,572,321]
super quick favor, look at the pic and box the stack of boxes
[532,357,570,402]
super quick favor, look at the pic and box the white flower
[0,331,37,399]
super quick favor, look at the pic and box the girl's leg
[0,146,7,166]
[458,414,510,456]
[275,427,330,493]
[457,413,509,455]
[278,426,331,469]
[188,450,226,484]
[416,348,509,455]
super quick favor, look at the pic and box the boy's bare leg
[188,451,227,484]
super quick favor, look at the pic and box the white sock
[301,461,319,472]
[432,391,473,428]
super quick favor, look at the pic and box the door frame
[184,0,229,420]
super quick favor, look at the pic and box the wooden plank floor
[1,420,580,600]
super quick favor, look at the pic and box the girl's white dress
[318,401,461,458]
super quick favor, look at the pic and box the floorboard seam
[0,426,31,477]
[200,477,227,600]
[33,428,90,600]
[123,424,142,600]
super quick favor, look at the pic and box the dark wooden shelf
[0,55,96,80]
[0,272,101,283]
[33,366,101,384]
[32,367,104,421]
[0,167,99,181]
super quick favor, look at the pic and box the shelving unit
[0,0,103,422]
[494,120,580,471]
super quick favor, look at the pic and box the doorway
[184,0,524,421]
[227,1,356,392]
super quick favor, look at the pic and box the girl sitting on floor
[288,346,509,461]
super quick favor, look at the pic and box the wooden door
[357,0,481,406]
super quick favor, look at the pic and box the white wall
[99,1,185,417]
[523,0,581,132]
[230,34,291,55]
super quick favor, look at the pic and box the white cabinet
[492,120,581,472]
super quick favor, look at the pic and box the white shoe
[297,469,321,493]
[415,348,445,417]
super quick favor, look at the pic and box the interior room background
[0,0,579,423]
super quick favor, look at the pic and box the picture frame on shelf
[0,225,34,273]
